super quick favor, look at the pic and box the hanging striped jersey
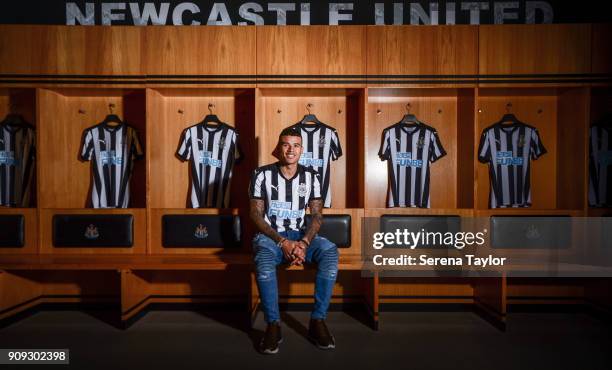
[177,122,241,208]
[589,124,612,207]
[286,122,342,208]
[249,163,322,233]
[378,122,446,208]
[80,122,143,208]
[478,123,546,208]
[0,122,36,207]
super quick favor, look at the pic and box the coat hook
[306,103,313,114]
[78,109,86,114]
[506,102,512,112]
[376,109,382,115]
[437,109,443,114]
[277,109,282,114]
[537,108,543,114]
[337,109,342,114]
[178,109,184,114]
[478,108,483,113]
[109,103,116,114]
[208,103,215,114]
[406,103,412,113]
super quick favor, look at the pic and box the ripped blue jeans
[253,230,339,324]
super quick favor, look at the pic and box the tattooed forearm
[250,199,284,243]
[303,199,323,243]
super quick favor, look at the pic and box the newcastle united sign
[0,1,609,25]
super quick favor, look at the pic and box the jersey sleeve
[330,129,343,161]
[309,171,323,201]
[429,130,447,163]
[176,128,192,161]
[249,169,266,200]
[477,130,491,163]
[378,129,391,161]
[132,129,144,160]
[530,128,547,160]
[80,129,94,161]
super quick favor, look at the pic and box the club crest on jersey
[417,136,425,148]
[218,136,226,149]
[318,136,326,148]
[518,134,526,147]
[297,183,308,197]
[84,224,99,240]
[194,224,208,239]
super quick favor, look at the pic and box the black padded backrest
[305,214,351,248]
[490,215,571,249]
[53,214,134,247]
[162,215,241,248]
[380,215,461,248]
[0,215,25,248]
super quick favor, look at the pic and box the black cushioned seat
[305,214,351,248]
[53,214,133,247]
[162,214,241,248]
[490,215,571,249]
[380,215,460,249]
[0,214,25,248]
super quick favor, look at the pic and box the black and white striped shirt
[0,122,35,207]
[249,163,322,233]
[177,123,241,208]
[478,123,546,208]
[379,122,446,208]
[589,124,612,207]
[81,122,143,208]
[287,122,342,208]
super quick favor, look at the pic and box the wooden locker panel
[147,88,255,209]
[0,26,142,76]
[479,24,592,75]
[256,26,366,76]
[366,25,478,76]
[256,88,363,209]
[591,24,612,74]
[37,88,146,209]
[476,88,559,210]
[144,27,256,76]
[365,88,462,209]
[0,26,49,75]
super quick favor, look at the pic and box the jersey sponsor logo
[299,152,324,167]
[198,151,222,167]
[84,224,100,239]
[194,224,208,239]
[297,183,308,197]
[101,150,123,166]
[599,151,612,166]
[0,151,18,166]
[496,151,523,166]
[269,200,303,218]
[396,152,423,168]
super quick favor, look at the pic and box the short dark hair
[278,127,302,140]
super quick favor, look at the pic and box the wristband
[300,238,310,248]
[277,238,286,248]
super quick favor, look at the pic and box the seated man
[249,127,339,354]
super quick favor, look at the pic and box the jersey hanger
[1,113,27,127]
[102,103,123,127]
[498,103,520,126]
[300,103,322,125]
[400,103,419,126]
